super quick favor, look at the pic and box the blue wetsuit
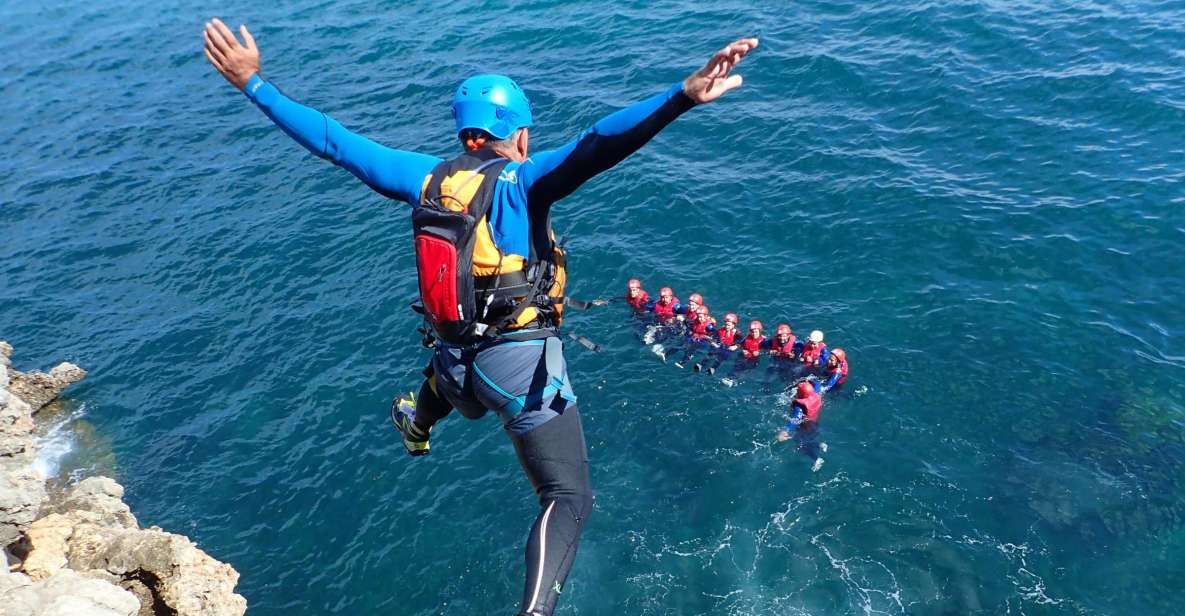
[815,347,832,369]
[818,369,842,392]
[245,75,692,261]
[676,319,716,364]
[782,402,809,432]
[696,326,741,373]
[243,74,696,616]
[782,402,824,462]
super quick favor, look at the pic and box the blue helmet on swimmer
[452,74,533,140]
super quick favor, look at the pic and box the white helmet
[809,330,824,343]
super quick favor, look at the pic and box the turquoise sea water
[4,0,1185,613]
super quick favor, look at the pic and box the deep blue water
[4,0,1185,614]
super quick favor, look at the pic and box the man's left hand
[683,38,759,104]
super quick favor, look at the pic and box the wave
[32,402,86,480]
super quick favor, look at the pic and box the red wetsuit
[741,334,766,359]
[716,327,739,347]
[801,341,827,366]
[689,316,716,341]
[795,389,823,422]
[653,297,678,320]
[626,290,650,311]
[769,336,796,360]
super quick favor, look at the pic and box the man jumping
[203,18,757,615]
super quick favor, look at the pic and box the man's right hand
[203,18,260,91]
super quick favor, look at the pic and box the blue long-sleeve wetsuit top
[818,364,845,392]
[242,75,697,260]
[783,402,808,432]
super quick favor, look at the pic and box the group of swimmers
[624,278,850,470]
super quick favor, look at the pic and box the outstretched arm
[203,19,438,203]
[818,372,840,393]
[520,38,759,206]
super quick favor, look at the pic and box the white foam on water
[810,531,906,615]
[32,403,85,480]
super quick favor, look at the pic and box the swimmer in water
[625,278,651,313]
[725,319,768,380]
[650,286,680,322]
[777,381,827,471]
[800,329,829,371]
[642,286,684,355]
[695,312,740,374]
[762,322,798,391]
[675,304,716,368]
[818,348,848,393]
[674,292,704,324]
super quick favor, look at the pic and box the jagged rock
[1,460,47,549]
[0,568,140,616]
[21,513,73,580]
[1,348,48,548]
[7,362,87,414]
[21,478,137,579]
[56,477,138,530]
[1,389,35,458]
[2,342,245,615]
[71,526,246,616]
[22,503,246,616]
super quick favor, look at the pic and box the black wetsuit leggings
[414,380,594,616]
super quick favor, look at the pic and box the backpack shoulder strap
[422,156,508,213]
[463,158,510,223]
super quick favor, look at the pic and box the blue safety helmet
[452,74,532,140]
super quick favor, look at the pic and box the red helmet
[749,320,763,331]
[776,324,792,336]
[660,287,673,298]
[831,348,846,363]
[696,305,710,316]
[628,278,642,289]
[688,293,703,305]
[796,381,814,398]
[724,313,738,324]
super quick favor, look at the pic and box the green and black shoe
[390,393,430,457]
